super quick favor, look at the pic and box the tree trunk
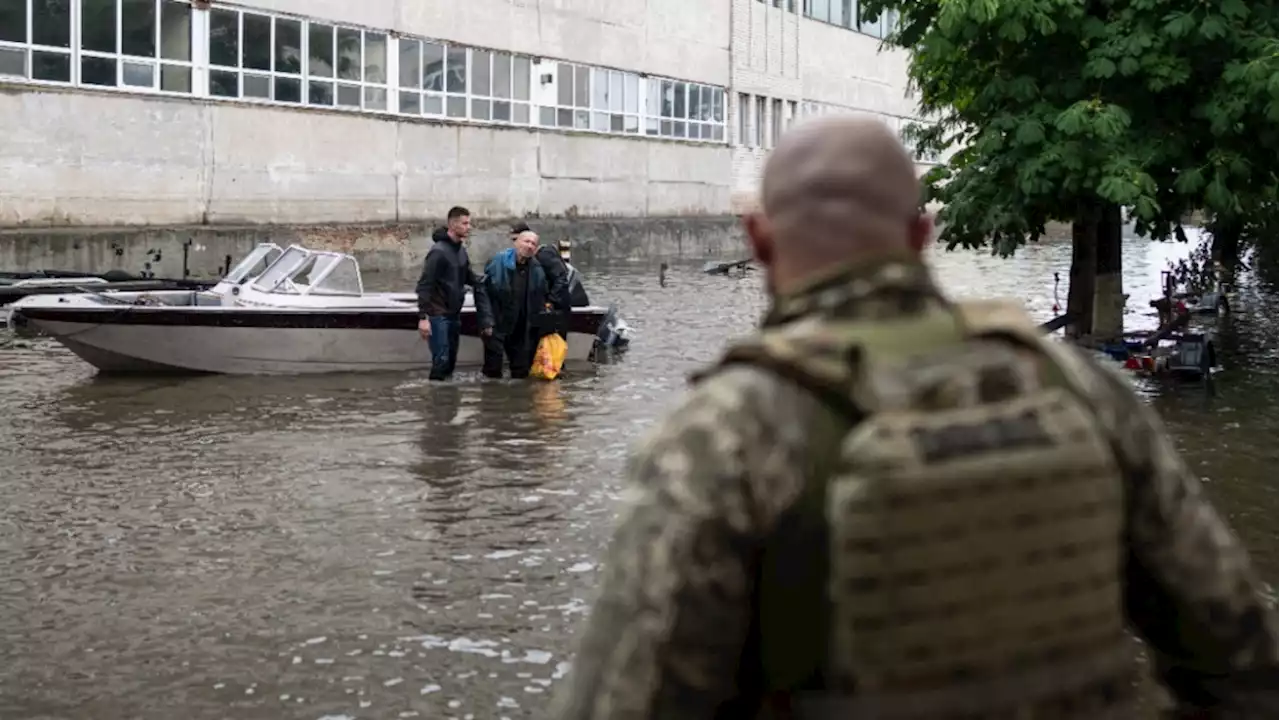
[1067,208,1098,339]
[1210,216,1242,285]
[1092,203,1125,341]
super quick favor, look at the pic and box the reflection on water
[0,238,1274,719]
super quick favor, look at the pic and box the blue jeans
[427,314,461,380]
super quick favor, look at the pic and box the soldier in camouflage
[553,117,1277,720]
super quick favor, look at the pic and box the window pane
[623,74,638,114]
[274,18,300,73]
[446,95,465,118]
[80,55,115,85]
[364,32,386,83]
[336,83,360,107]
[492,52,511,99]
[0,0,26,43]
[673,82,686,118]
[242,14,270,71]
[398,38,419,88]
[555,63,572,106]
[574,109,589,129]
[208,9,238,67]
[399,90,419,114]
[513,103,529,124]
[365,86,386,110]
[592,111,607,132]
[423,94,442,114]
[590,68,606,110]
[309,24,333,77]
[573,65,588,108]
[660,80,673,118]
[469,49,490,96]
[471,98,490,120]
[32,0,70,47]
[556,108,571,127]
[209,68,237,96]
[122,60,152,86]
[539,106,554,126]
[244,73,269,98]
[81,0,116,52]
[160,63,189,91]
[421,41,443,91]
[121,0,155,57]
[335,27,360,80]
[32,50,69,80]
[512,56,530,101]
[159,1,190,61]
[608,71,623,112]
[646,78,660,116]
[0,47,26,76]
[275,76,300,103]
[308,81,333,105]
[712,90,724,122]
[445,46,465,93]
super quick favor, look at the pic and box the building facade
[0,0,925,237]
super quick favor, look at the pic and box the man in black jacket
[482,228,570,378]
[415,206,494,381]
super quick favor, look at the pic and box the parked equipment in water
[702,258,754,276]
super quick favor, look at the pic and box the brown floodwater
[0,238,1274,720]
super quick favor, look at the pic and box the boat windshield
[252,247,311,292]
[225,244,283,284]
[308,255,364,296]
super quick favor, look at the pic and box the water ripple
[0,243,1274,719]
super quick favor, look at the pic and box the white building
[0,0,928,236]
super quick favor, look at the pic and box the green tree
[859,0,1278,337]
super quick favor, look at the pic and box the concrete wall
[727,0,919,211]
[0,216,744,280]
[0,89,732,228]
[248,0,731,87]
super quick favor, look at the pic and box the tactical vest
[702,300,1141,720]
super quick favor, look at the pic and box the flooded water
[0,238,1275,720]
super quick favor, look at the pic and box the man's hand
[480,326,493,337]
[418,318,432,340]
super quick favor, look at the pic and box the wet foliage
[858,0,1279,259]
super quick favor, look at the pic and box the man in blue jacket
[482,229,569,378]
[415,206,493,381]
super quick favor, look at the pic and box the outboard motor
[592,304,632,362]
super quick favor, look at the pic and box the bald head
[746,115,929,295]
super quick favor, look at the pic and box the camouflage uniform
[553,258,1278,720]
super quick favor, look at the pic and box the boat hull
[18,307,606,375]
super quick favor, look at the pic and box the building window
[0,0,74,83]
[770,98,783,146]
[647,77,723,141]
[803,0,894,38]
[747,94,757,147]
[304,22,388,111]
[397,38,465,118]
[546,60,589,130]
[589,67,639,134]
[209,9,387,110]
[464,49,532,125]
[737,92,750,147]
[0,1,727,145]
[70,0,192,92]
[787,100,798,129]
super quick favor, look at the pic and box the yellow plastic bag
[530,333,568,380]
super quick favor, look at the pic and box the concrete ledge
[0,216,745,277]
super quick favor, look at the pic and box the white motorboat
[11,244,628,376]
[2,243,284,330]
